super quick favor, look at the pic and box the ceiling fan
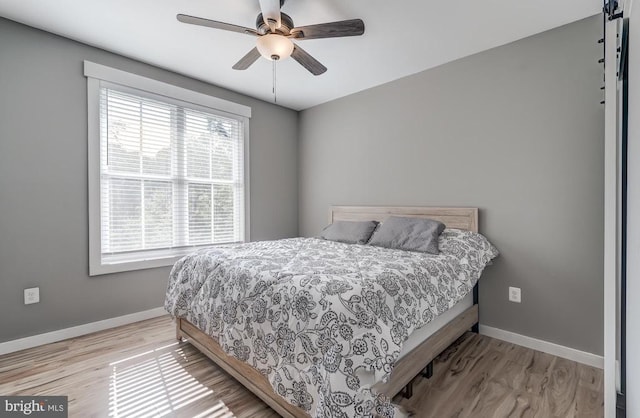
[177,0,365,76]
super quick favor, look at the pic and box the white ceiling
[0,0,600,110]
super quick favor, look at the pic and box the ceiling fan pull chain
[273,59,277,103]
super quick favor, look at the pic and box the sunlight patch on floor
[108,344,235,417]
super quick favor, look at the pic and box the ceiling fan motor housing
[256,12,294,35]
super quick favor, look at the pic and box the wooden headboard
[329,206,478,233]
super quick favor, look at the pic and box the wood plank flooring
[0,316,603,417]
[396,333,603,417]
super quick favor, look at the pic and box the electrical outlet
[509,286,521,303]
[24,287,40,305]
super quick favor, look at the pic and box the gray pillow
[368,216,446,254]
[320,220,379,244]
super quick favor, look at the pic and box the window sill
[89,242,244,276]
[89,255,183,276]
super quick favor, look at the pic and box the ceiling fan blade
[232,47,262,70]
[291,44,327,76]
[290,19,364,40]
[258,0,282,32]
[177,14,258,36]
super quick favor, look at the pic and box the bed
[166,206,497,417]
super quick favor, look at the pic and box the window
[86,62,250,275]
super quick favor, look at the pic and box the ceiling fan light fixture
[256,34,294,61]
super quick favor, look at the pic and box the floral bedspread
[165,229,498,417]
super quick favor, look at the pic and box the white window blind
[86,62,250,275]
[100,86,245,264]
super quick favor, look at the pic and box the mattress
[398,293,473,359]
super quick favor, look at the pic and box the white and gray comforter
[165,229,498,417]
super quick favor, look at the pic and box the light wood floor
[0,316,603,417]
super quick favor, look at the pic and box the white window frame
[85,61,251,276]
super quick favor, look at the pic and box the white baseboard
[480,325,604,369]
[0,307,166,356]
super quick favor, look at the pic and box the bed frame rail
[177,318,309,418]
[176,304,478,413]
[371,304,478,398]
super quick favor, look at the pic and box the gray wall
[0,18,298,343]
[298,16,604,354]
